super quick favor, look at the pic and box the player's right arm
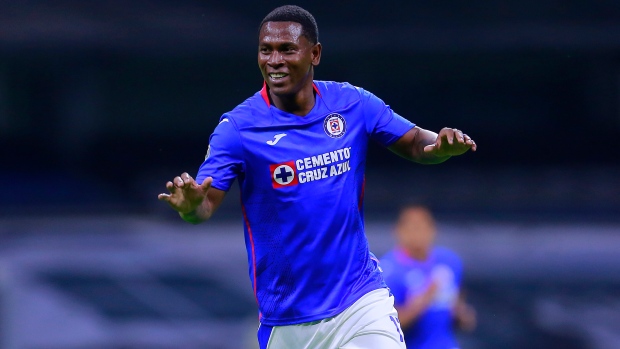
[158,113,243,223]
[453,290,477,332]
[158,173,227,224]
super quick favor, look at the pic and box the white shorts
[257,288,407,349]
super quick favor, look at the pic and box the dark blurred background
[0,1,619,348]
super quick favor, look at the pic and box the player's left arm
[389,126,477,164]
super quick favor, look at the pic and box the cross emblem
[270,161,298,188]
[275,166,293,183]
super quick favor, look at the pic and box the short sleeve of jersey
[361,89,415,147]
[380,254,408,307]
[195,117,244,190]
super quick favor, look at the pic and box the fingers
[441,128,476,148]
[448,128,464,144]
[430,127,477,156]
[455,129,464,143]
[463,133,477,151]
[158,173,196,201]
[157,181,176,201]
[173,176,184,188]
[438,127,460,146]
[423,144,436,153]
[181,172,192,183]
[200,176,213,189]
[172,172,194,189]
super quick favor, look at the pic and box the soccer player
[158,5,476,349]
[381,205,477,349]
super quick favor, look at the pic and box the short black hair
[259,5,319,44]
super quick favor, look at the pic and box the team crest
[323,113,346,138]
[269,161,299,189]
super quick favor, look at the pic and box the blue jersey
[196,80,415,326]
[381,247,463,349]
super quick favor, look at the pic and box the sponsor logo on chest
[269,147,352,189]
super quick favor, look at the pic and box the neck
[270,81,316,116]
[403,247,430,261]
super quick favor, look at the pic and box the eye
[283,45,297,53]
[259,47,271,54]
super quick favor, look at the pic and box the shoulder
[314,80,360,94]
[221,90,271,129]
[380,250,404,273]
[433,246,462,268]
[380,249,396,264]
[314,80,372,109]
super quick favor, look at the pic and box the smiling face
[258,21,321,100]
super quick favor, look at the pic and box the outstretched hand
[157,172,212,214]
[423,128,477,157]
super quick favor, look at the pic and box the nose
[267,51,284,67]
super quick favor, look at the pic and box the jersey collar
[260,81,322,108]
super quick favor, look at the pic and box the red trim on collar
[260,81,322,107]
[396,246,432,264]
[313,82,321,97]
[260,81,271,107]
[395,247,413,263]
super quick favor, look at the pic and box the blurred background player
[381,205,477,349]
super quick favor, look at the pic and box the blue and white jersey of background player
[381,246,464,349]
[196,80,415,326]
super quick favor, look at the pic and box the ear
[311,42,322,66]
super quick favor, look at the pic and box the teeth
[270,73,287,78]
